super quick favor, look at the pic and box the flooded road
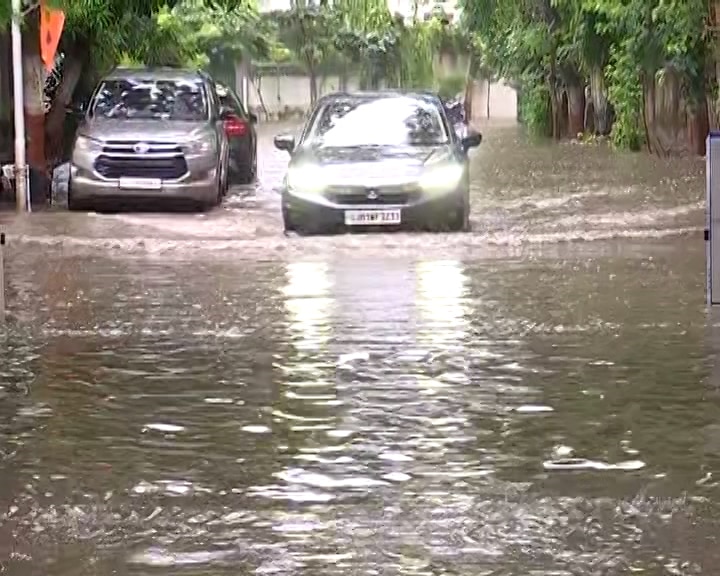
[1,122,718,575]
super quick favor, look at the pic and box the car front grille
[326,186,422,205]
[94,141,189,180]
[95,155,188,180]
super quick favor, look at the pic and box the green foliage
[519,79,552,138]
[437,73,466,99]
[459,0,713,151]
[272,3,336,74]
[261,0,455,92]
[605,40,643,151]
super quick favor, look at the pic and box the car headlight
[419,163,464,193]
[74,135,103,154]
[286,164,327,195]
[184,137,216,155]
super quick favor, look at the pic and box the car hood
[78,119,211,143]
[291,145,454,186]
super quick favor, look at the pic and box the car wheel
[236,156,256,185]
[68,196,87,211]
[447,197,470,232]
[67,182,88,211]
[223,163,230,196]
[282,203,297,233]
[202,170,223,211]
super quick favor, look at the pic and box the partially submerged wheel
[282,203,297,233]
[445,198,470,232]
[67,181,89,211]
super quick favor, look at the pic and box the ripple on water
[0,129,715,576]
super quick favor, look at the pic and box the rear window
[90,78,209,121]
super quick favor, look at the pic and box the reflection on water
[416,259,469,346]
[2,246,720,575]
[282,261,334,352]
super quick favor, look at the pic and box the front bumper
[283,189,466,231]
[69,165,218,204]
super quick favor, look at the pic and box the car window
[90,78,209,121]
[218,88,247,119]
[206,82,217,118]
[305,96,448,147]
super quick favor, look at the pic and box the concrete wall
[468,78,518,122]
[242,72,364,119]
[237,66,518,122]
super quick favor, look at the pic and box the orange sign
[40,2,65,72]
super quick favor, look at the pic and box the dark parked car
[273,91,482,234]
[216,82,258,185]
[68,67,231,211]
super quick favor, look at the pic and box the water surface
[0,122,717,575]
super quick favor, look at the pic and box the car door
[219,87,256,176]
[207,80,229,176]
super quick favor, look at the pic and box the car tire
[282,203,297,233]
[68,196,87,211]
[448,197,471,232]
[202,169,223,211]
[236,154,256,185]
[67,182,88,211]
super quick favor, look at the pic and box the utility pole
[11,0,28,212]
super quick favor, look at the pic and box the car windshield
[90,78,208,121]
[306,96,448,147]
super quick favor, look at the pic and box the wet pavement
[1,121,718,575]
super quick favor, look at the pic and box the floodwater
[0,121,718,575]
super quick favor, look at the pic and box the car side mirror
[461,130,482,150]
[249,112,258,124]
[274,133,295,153]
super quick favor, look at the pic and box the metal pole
[0,232,6,320]
[11,0,28,212]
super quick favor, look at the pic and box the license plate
[344,209,401,226]
[119,177,162,190]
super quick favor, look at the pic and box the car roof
[316,90,442,106]
[103,67,209,83]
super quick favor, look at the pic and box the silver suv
[68,67,229,211]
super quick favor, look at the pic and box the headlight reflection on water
[281,262,334,352]
[416,259,469,347]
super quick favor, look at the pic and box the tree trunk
[486,80,490,118]
[463,57,473,122]
[548,46,560,139]
[589,65,610,135]
[339,67,348,91]
[45,54,84,167]
[566,82,585,137]
[0,31,11,158]
[22,11,45,174]
[308,64,318,105]
[643,68,692,157]
[688,101,709,156]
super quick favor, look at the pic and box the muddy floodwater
[1,122,719,575]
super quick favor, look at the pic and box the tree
[271,1,336,104]
[460,0,712,155]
